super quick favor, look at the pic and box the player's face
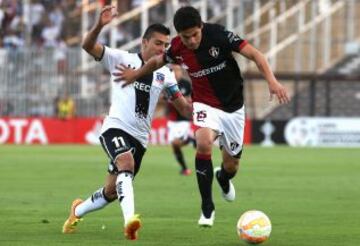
[178,26,202,50]
[142,32,170,60]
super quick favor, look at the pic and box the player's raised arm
[112,54,166,87]
[239,44,290,104]
[82,5,118,59]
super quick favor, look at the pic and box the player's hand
[112,64,137,87]
[268,81,290,104]
[98,5,118,27]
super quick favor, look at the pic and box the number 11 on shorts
[112,136,125,148]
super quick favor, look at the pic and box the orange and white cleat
[62,199,83,234]
[180,169,192,176]
[124,214,142,240]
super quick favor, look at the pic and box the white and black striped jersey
[98,46,178,147]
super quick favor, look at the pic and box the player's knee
[195,133,213,153]
[115,151,134,172]
[171,139,182,148]
[196,139,212,154]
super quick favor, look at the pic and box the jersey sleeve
[97,46,127,72]
[219,26,248,53]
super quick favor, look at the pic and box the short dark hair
[142,24,170,39]
[173,6,202,32]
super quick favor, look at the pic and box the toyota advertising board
[0,117,252,145]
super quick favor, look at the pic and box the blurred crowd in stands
[0,0,224,117]
[0,0,222,49]
[1,0,78,49]
[0,0,148,49]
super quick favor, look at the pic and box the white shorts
[167,120,193,143]
[192,102,245,157]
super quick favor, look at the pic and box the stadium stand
[330,54,360,76]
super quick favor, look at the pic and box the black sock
[174,147,187,170]
[195,153,214,218]
[216,163,237,193]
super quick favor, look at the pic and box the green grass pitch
[1,145,360,245]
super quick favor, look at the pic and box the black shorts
[99,128,146,176]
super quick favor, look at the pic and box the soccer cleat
[180,168,192,176]
[198,211,215,227]
[62,199,83,234]
[124,214,142,240]
[214,167,236,202]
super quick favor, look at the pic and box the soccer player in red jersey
[114,6,290,227]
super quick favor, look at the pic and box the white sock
[75,187,110,217]
[116,172,135,226]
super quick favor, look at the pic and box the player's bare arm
[172,96,193,119]
[82,5,118,59]
[112,55,166,87]
[240,44,290,104]
[171,64,185,81]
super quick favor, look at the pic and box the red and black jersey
[164,23,248,113]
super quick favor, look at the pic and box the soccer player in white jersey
[62,6,191,240]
